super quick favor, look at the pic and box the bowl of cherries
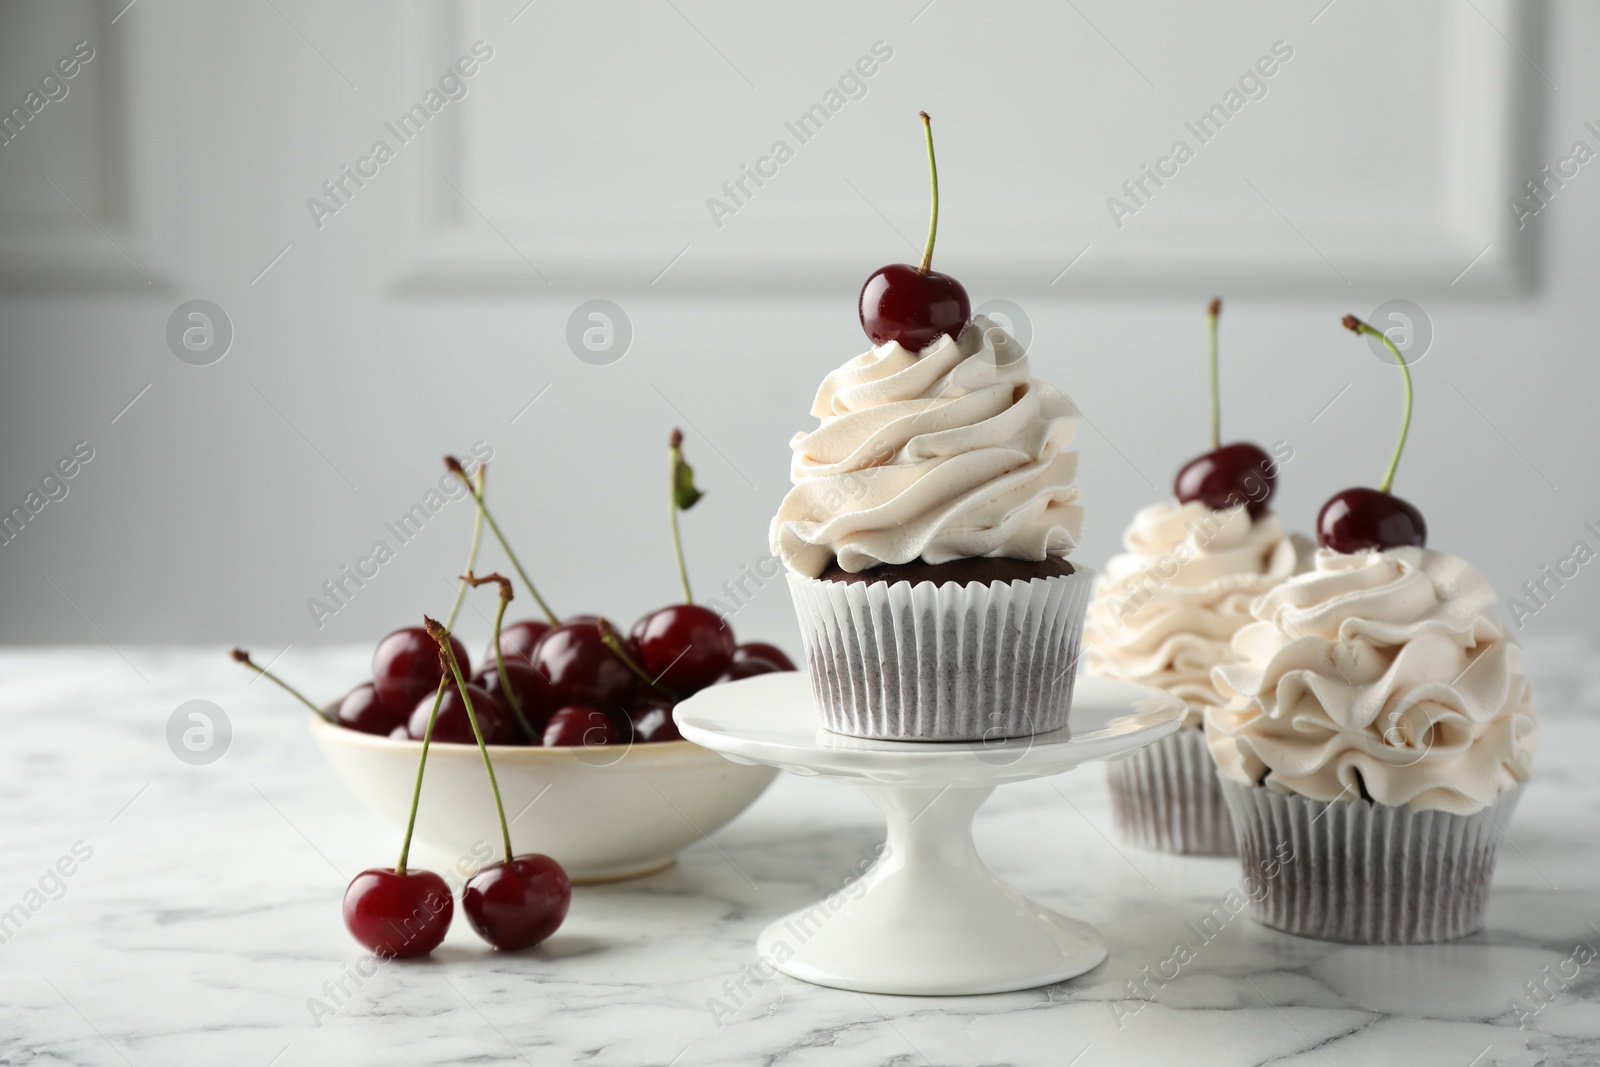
[240,435,787,883]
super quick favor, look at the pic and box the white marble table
[2,640,1596,1067]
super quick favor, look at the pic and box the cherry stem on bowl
[228,648,333,723]
[445,456,559,626]
[395,674,448,877]
[1342,314,1413,494]
[917,111,939,275]
[668,428,703,603]
[444,465,487,630]
[1207,297,1222,450]
[597,617,670,694]
[394,478,495,875]
[426,616,515,864]
[463,571,538,743]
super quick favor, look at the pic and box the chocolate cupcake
[772,315,1090,741]
[1207,547,1538,943]
[1085,501,1308,854]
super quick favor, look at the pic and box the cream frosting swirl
[770,315,1083,577]
[1208,547,1537,814]
[1084,501,1306,728]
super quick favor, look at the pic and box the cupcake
[1085,299,1307,854]
[771,114,1088,742]
[1086,501,1305,854]
[1204,313,1538,944]
[774,313,1089,741]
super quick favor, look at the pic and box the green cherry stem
[444,465,487,630]
[427,616,514,864]
[464,571,538,743]
[445,456,559,626]
[395,675,448,877]
[1207,297,1222,450]
[597,617,670,694]
[229,648,333,722]
[668,430,693,603]
[1343,314,1413,494]
[917,111,939,275]
[394,468,491,876]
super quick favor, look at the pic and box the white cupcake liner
[787,567,1092,741]
[1220,779,1525,944]
[1106,726,1236,856]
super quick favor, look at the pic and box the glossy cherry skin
[542,704,620,747]
[1316,487,1427,553]
[484,620,552,670]
[373,627,470,710]
[338,682,408,736]
[1174,442,1277,518]
[630,605,735,694]
[732,642,796,672]
[473,662,554,742]
[629,693,682,743]
[407,682,517,745]
[714,659,785,685]
[342,868,453,958]
[531,622,637,708]
[462,854,570,951]
[859,264,970,352]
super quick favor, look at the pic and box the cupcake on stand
[673,114,1186,996]
[772,113,1090,743]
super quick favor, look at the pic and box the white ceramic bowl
[310,715,777,883]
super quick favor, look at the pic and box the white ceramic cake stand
[674,673,1184,996]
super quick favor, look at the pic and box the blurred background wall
[1,0,1595,665]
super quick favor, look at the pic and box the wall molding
[387,0,1540,299]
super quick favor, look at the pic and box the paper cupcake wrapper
[1220,779,1526,944]
[1106,726,1236,856]
[787,568,1092,741]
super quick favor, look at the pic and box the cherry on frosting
[1316,315,1427,553]
[858,112,969,352]
[1173,299,1277,518]
[1174,442,1277,517]
[1317,487,1426,553]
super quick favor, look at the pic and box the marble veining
[0,638,1596,1066]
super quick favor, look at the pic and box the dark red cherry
[732,642,796,672]
[408,682,516,745]
[630,693,682,743]
[473,662,554,741]
[337,682,408,736]
[859,264,970,353]
[542,704,620,747]
[1316,487,1427,553]
[484,619,552,670]
[715,658,784,685]
[462,854,570,951]
[373,627,469,710]
[531,622,637,708]
[388,724,410,739]
[1174,442,1277,518]
[342,868,453,958]
[631,605,735,693]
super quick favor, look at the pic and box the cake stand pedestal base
[674,674,1184,997]
[756,784,1106,995]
